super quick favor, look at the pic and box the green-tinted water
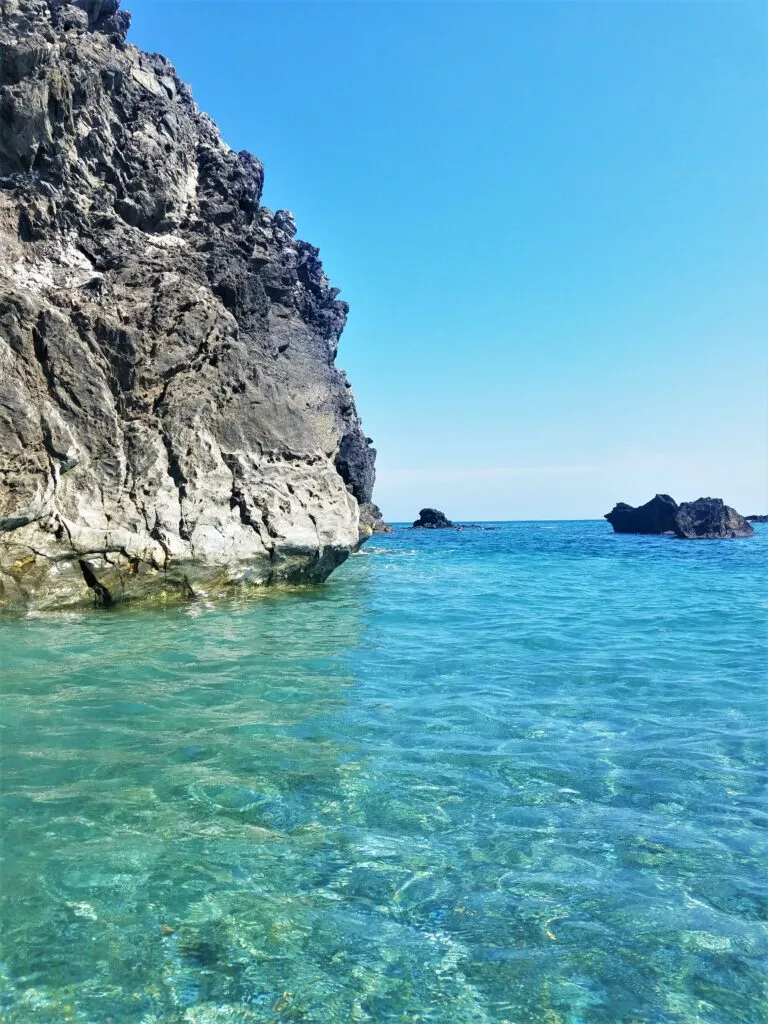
[1,523,767,1023]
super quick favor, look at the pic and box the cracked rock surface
[0,0,377,611]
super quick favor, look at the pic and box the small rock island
[413,509,454,529]
[605,495,754,539]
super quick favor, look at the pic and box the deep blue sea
[1,521,766,1024]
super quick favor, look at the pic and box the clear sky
[127,1,767,521]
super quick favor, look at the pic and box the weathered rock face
[674,498,754,539]
[604,494,678,535]
[413,508,453,529]
[358,501,392,537]
[0,0,376,611]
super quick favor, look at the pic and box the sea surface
[1,521,766,1024]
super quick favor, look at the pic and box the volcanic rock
[413,508,453,529]
[0,0,376,611]
[673,499,754,539]
[604,494,678,534]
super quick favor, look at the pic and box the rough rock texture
[605,495,754,539]
[358,501,392,537]
[0,0,378,610]
[604,494,678,535]
[674,498,754,540]
[413,508,453,529]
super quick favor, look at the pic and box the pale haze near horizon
[128,1,767,522]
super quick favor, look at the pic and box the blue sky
[128,1,767,521]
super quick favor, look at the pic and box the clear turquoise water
[1,521,766,1024]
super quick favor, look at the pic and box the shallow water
[1,521,766,1024]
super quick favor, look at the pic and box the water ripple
[1,522,766,1023]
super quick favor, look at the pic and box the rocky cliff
[0,0,377,610]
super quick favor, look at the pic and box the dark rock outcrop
[605,495,754,539]
[674,499,754,539]
[604,494,678,534]
[746,514,768,523]
[0,0,376,611]
[413,508,453,529]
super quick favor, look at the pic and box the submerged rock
[604,494,679,534]
[0,1,376,611]
[413,508,453,529]
[673,498,754,539]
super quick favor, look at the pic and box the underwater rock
[0,0,376,611]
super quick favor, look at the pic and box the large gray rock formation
[0,0,377,610]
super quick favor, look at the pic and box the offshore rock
[604,494,678,535]
[605,495,754,540]
[746,514,768,523]
[0,0,376,611]
[413,508,453,529]
[673,498,754,540]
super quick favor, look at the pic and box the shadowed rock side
[605,495,753,540]
[0,0,377,611]
[605,494,679,535]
